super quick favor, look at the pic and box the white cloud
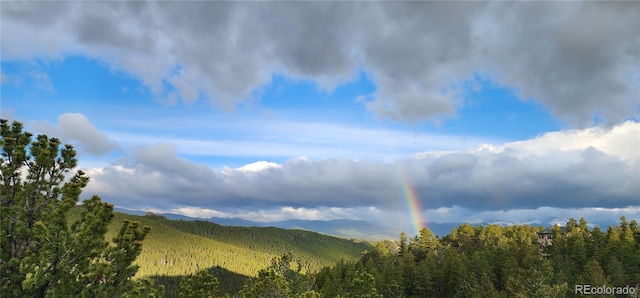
[2,2,638,125]
[32,113,120,156]
[224,161,282,174]
[502,121,640,162]
[169,207,229,219]
[159,205,388,225]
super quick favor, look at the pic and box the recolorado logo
[575,284,637,296]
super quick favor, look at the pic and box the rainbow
[396,163,424,236]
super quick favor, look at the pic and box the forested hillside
[104,212,639,297]
[314,217,640,298]
[96,210,371,296]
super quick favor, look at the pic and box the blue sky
[1,1,639,238]
[2,56,562,167]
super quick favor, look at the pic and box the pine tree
[239,269,291,298]
[0,120,157,297]
[179,269,220,298]
[346,271,382,298]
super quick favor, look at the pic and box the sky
[1,1,639,238]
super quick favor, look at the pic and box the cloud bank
[83,121,639,219]
[2,1,638,125]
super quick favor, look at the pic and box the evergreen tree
[179,269,221,298]
[239,269,291,298]
[310,219,636,298]
[240,253,319,298]
[410,227,439,262]
[399,232,408,256]
[346,271,382,298]
[578,259,610,288]
[0,120,156,297]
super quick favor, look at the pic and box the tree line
[178,216,639,297]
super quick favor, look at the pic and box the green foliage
[179,269,220,298]
[152,266,247,298]
[98,212,368,296]
[313,218,639,298]
[0,120,157,297]
[346,271,382,298]
[124,277,165,298]
[240,268,291,298]
[70,209,367,296]
[240,253,317,298]
[144,213,635,298]
[160,219,370,273]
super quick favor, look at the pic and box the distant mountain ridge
[113,207,621,240]
[167,214,398,240]
[114,207,458,239]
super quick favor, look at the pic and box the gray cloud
[2,2,638,125]
[32,113,120,156]
[84,122,639,213]
[441,146,636,210]
[104,144,229,208]
[473,1,640,126]
[427,153,478,180]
